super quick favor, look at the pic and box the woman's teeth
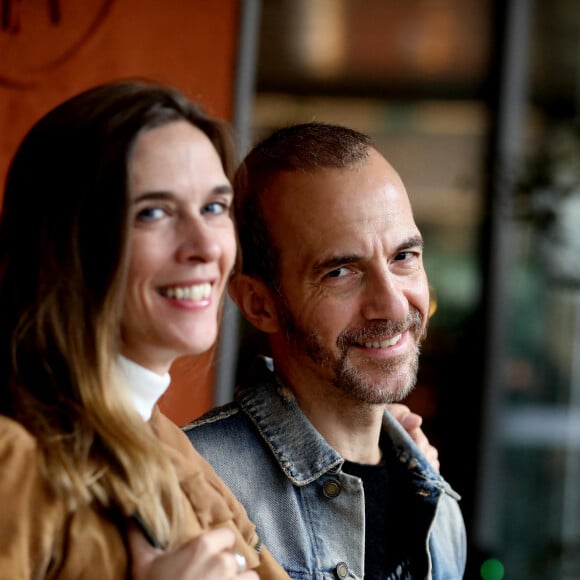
[159,282,211,301]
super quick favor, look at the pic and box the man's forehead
[265,177,414,236]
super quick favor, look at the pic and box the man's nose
[360,270,409,322]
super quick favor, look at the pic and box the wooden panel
[0,0,241,425]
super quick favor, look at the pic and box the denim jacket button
[322,479,341,498]
[334,561,349,578]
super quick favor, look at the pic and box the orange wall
[0,0,241,425]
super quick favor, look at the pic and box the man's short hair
[234,122,371,288]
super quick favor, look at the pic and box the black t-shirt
[342,437,427,579]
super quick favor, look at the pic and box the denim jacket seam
[182,403,240,431]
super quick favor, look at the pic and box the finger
[425,447,440,473]
[205,549,256,579]
[233,551,247,574]
[386,403,411,421]
[408,426,429,448]
[141,529,238,580]
[180,527,236,557]
[409,429,440,473]
[127,521,160,570]
[400,411,423,431]
[201,550,243,579]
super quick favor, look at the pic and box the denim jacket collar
[236,357,460,501]
[381,407,461,500]
[236,360,343,486]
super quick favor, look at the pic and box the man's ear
[229,273,281,334]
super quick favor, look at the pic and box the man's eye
[395,251,415,261]
[202,201,229,215]
[326,267,351,278]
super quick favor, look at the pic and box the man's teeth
[160,283,211,301]
[362,334,401,348]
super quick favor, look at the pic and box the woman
[0,80,287,578]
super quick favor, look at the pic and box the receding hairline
[243,122,372,173]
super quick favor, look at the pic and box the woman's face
[120,120,236,374]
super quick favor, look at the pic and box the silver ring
[233,551,247,574]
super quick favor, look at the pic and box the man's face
[264,149,430,404]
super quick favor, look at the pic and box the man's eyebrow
[311,254,364,276]
[311,235,424,275]
[398,235,424,251]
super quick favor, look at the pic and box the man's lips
[337,309,425,352]
[358,333,402,349]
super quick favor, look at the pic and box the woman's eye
[202,201,229,215]
[136,206,166,222]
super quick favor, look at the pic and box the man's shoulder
[182,399,266,451]
[181,399,280,484]
[182,403,246,461]
[182,402,255,447]
[183,402,241,430]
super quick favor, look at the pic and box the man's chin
[347,351,412,375]
[346,384,414,406]
[368,377,415,402]
[334,363,417,405]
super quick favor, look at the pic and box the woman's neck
[117,355,171,421]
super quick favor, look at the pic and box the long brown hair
[0,79,237,545]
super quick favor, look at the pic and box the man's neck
[274,359,385,465]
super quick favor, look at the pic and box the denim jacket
[184,358,466,579]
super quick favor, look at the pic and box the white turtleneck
[117,355,171,421]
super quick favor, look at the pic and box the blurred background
[2,0,580,578]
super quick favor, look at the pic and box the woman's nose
[176,220,221,263]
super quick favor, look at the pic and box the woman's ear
[228,273,280,334]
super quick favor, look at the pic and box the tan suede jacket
[0,407,289,579]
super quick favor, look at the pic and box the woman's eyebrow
[132,184,233,203]
[214,184,234,195]
[132,191,173,203]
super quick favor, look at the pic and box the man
[184,122,466,579]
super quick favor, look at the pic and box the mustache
[337,309,425,347]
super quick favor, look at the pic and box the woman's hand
[387,403,440,473]
[128,525,259,580]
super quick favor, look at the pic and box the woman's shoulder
[0,415,50,497]
[150,407,263,551]
[0,416,69,577]
[0,415,55,503]
[0,415,39,456]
